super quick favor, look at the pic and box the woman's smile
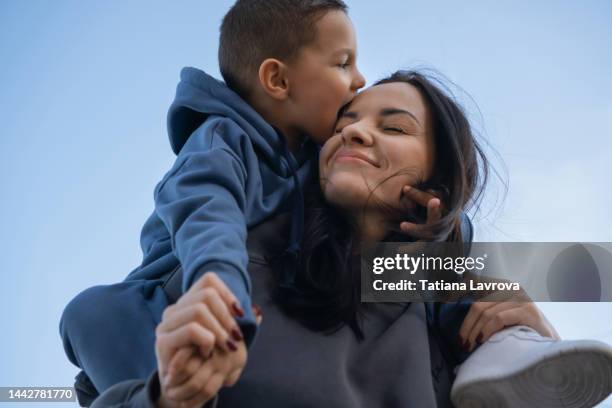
[332,147,380,167]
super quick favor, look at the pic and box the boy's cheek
[309,125,335,146]
[316,131,335,145]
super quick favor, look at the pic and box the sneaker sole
[452,342,612,408]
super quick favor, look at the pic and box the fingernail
[461,340,469,352]
[227,339,238,352]
[163,374,171,386]
[231,327,244,342]
[232,302,245,318]
[252,304,262,317]
[476,333,483,344]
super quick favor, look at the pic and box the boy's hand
[399,185,444,239]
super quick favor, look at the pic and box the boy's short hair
[219,0,348,100]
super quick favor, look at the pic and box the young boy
[59,0,364,404]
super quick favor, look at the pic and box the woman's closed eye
[382,125,408,134]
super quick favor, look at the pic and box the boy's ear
[258,58,290,100]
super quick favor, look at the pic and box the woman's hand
[459,300,561,352]
[154,272,262,408]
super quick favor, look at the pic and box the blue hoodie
[124,67,316,346]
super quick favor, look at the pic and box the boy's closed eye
[337,59,351,69]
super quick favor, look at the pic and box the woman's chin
[322,178,369,211]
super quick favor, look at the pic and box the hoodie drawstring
[278,139,307,289]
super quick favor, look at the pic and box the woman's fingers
[159,298,237,353]
[166,333,249,406]
[167,346,197,379]
[176,285,244,352]
[224,367,244,387]
[156,321,215,364]
[192,272,245,318]
[470,302,521,350]
[460,296,562,353]
[463,301,521,351]
[166,361,214,402]
[179,373,224,408]
[166,348,205,389]
[458,301,497,350]
[478,307,531,343]
[201,288,244,344]
[252,305,262,325]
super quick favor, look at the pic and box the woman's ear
[258,58,290,100]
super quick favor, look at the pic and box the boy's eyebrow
[379,108,421,126]
[332,48,354,57]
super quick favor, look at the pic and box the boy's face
[286,10,366,145]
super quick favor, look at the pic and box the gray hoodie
[92,214,455,408]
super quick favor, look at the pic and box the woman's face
[319,82,436,217]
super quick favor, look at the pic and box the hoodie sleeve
[91,369,218,408]
[154,120,257,346]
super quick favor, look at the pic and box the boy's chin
[309,132,334,146]
[304,123,336,146]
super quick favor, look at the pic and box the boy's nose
[352,69,366,91]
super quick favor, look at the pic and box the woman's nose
[341,123,373,146]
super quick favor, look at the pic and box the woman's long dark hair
[273,70,492,339]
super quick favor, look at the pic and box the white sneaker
[451,325,612,408]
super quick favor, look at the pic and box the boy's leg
[451,325,612,407]
[59,279,169,394]
[73,370,98,407]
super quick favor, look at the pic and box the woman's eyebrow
[379,108,421,126]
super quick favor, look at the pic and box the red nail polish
[231,327,244,342]
[227,339,238,352]
[232,302,245,318]
[476,333,483,344]
[252,304,262,317]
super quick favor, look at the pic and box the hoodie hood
[167,67,314,289]
[167,67,288,170]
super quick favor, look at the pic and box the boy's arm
[154,123,257,346]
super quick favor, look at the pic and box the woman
[92,71,563,407]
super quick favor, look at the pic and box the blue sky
[1,1,611,405]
